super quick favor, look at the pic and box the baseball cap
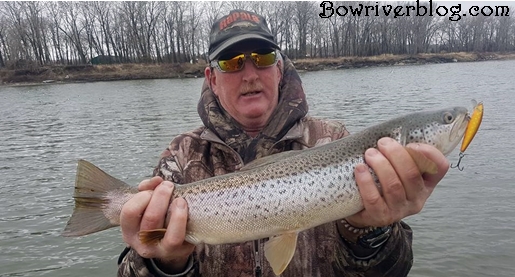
[208,9,279,61]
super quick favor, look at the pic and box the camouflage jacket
[118,54,414,277]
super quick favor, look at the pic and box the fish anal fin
[405,147,438,174]
[138,229,167,244]
[264,232,298,276]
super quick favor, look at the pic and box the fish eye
[443,112,454,123]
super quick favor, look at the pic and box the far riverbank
[1,51,514,87]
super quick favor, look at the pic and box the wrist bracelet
[339,219,392,249]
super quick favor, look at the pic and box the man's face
[206,41,282,135]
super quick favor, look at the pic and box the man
[118,9,449,277]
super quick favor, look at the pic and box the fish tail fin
[138,229,167,244]
[62,159,133,237]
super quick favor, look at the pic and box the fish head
[404,107,469,156]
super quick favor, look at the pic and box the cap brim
[209,34,279,61]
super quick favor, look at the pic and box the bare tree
[2,2,31,62]
[0,1,514,68]
[58,2,88,64]
[201,1,226,61]
[91,1,116,59]
[293,1,314,58]
[0,14,6,67]
[188,2,204,63]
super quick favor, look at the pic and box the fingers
[352,163,389,227]
[138,176,164,191]
[151,198,195,272]
[406,142,449,189]
[350,137,448,227]
[121,180,195,264]
[162,198,189,246]
[140,181,175,231]
[376,138,426,211]
[161,198,196,259]
[120,190,153,243]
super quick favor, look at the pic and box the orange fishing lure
[461,102,483,152]
[452,101,483,170]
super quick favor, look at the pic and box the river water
[1,60,514,276]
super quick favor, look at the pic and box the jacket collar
[197,53,308,163]
[199,119,305,146]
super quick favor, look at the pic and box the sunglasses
[211,49,277,73]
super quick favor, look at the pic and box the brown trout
[62,106,470,275]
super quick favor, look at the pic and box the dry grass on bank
[0,62,207,85]
[292,51,515,71]
[2,52,514,86]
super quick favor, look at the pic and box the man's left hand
[346,137,449,228]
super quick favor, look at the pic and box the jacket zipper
[254,239,262,277]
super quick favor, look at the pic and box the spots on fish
[179,107,467,244]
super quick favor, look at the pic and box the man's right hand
[120,176,195,274]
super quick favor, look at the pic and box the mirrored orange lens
[217,51,276,72]
[218,54,245,72]
[250,52,276,67]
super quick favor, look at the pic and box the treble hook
[451,152,466,171]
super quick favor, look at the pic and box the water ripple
[1,62,514,276]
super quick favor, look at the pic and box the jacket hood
[197,53,308,163]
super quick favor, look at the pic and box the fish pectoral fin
[391,126,406,145]
[405,147,438,174]
[138,229,167,244]
[264,232,298,276]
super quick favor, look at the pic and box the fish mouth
[445,109,470,155]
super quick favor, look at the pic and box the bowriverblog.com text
[319,0,510,22]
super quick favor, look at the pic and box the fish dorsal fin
[404,147,438,174]
[240,150,303,171]
[264,232,298,275]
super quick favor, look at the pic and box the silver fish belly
[62,106,470,275]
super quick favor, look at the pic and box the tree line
[0,1,514,69]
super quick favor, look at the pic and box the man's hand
[347,137,449,228]
[120,177,195,273]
